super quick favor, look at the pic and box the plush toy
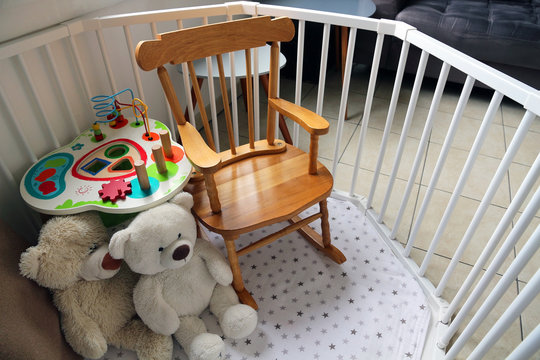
[19,212,173,360]
[109,192,258,360]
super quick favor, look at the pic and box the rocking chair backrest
[136,16,295,155]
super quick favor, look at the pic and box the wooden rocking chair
[136,16,346,309]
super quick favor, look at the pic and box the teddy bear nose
[172,245,190,261]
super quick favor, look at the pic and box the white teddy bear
[109,192,258,360]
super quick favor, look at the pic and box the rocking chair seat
[185,144,333,236]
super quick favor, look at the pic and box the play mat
[100,197,431,360]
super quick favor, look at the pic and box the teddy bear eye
[158,247,164,252]
[89,243,98,254]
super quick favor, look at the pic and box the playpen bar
[67,35,92,106]
[96,4,229,28]
[150,22,176,138]
[255,4,380,32]
[378,50,428,223]
[418,91,503,274]
[315,23,331,116]
[441,185,540,350]
[348,32,384,196]
[0,85,37,163]
[437,109,537,297]
[331,27,357,177]
[44,43,80,134]
[0,24,68,60]
[405,30,535,109]
[506,323,540,360]
[366,40,410,208]
[390,61,450,239]
[123,25,145,103]
[446,223,540,360]
[404,75,474,255]
[16,54,60,149]
[441,150,540,325]
[95,28,118,94]
[293,19,306,146]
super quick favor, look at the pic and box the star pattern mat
[98,198,430,360]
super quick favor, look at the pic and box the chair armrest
[178,122,221,173]
[268,98,329,136]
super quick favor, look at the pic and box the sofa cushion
[395,0,540,71]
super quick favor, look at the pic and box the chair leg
[224,235,258,310]
[294,199,346,264]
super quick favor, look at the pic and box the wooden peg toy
[159,130,173,158]
[152,144,167,174]
[134,160,150,190]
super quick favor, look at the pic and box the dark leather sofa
[371,0,540,89]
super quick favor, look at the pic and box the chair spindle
[187,61,215,151]
[216,54,237,155]
[244,48,255,149]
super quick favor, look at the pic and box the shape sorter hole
[111,158,133,171]
[105,144,129,158]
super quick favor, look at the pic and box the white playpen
[0,2,538,359]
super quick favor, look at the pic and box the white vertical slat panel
[440,150,539,325]
[418,91,504,273]
[441,185,540,351]
[389,62,450,239]
[315,23,331,116]
[67,34,92,105]
[16,54,60,148]
[0,84,38,163]
[506,323,540,360]
[123,25,145,101]
[446,222,540,360]
[366,40,410,207]
[348,32,385,196]
[378,50,429,223]
[293,19,306,146]
[44,43,80,134]
[95,28,118,94]
[468,261,540,360]
[331,27,357,177]
[436,109,537,296]
[404,75,475,256]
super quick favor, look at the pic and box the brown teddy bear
[19,212,173,360]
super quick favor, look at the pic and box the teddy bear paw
[189,333,224,360]
[220,304,258,339]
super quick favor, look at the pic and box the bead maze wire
[91,89,151,137]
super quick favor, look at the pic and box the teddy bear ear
[109,229,131,259]
[170,192,194,210]
[19,247,42,280]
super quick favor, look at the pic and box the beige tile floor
[208,66,539,359]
